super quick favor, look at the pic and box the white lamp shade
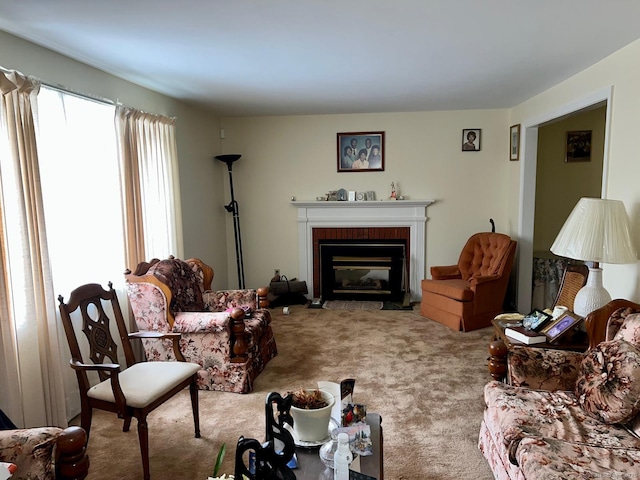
[550,197,637,264]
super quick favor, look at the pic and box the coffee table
[293,413,383,479]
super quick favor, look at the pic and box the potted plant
[289,388,335,442]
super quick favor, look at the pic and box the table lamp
[550,197,637,317]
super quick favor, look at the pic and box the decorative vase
[289,389,335,442]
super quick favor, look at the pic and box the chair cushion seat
[421,278,473,301]
[87,361,200,408]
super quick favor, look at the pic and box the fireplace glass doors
[319,241,407,302]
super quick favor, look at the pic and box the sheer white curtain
[0,72,183,426]
[116,106,183,270]
[35,88,125,419]
[0,71,67,427]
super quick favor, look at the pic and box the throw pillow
[613,312,640,346]
[575,339,640,424]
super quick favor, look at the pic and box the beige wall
[0,30,230,290]
[511,39,640,303]
[5,29,638,304]
[534,106,606,252]
[219,110,512,289]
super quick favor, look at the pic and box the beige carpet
[322,300,383,310]
[76,305,495,480]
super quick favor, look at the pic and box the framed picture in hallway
[337,131,385,172]
[510,124,520,161]
[565,130,592,162]
[462,128,481,151]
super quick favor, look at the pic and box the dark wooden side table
[294,413,383,480]
[488,318,588,381]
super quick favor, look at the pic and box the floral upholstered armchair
[480,299,640,480]
[125,256,277,394]
[0,426,88,480]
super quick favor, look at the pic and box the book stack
[504,325,547,345]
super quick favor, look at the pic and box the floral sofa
[125,256,277,394]
[0,426,88,480]
[480,300,640,480]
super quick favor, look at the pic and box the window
[36,87,126,297]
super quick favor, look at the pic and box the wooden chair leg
[80,406,92,440]
[190,380,201,438]
[137,417,150,480]
[123,415,132,432]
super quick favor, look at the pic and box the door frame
[516,86,613,313]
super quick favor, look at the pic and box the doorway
[516,87,612,313]
[531,104,606,309]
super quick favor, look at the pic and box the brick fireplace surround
[293,200,434,302]
[313,227,410,299]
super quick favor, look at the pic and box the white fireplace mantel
[293,200,434,301]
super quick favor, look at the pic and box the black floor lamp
[215,154,245,289]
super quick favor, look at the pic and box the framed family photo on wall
[462,129,481,151]
[337,131,385,172]
[510,124,520,161]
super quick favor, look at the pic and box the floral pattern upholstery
[507,345,583,391]
[480,305,640,479]
[126,258,277,394]
[575,339,640,424]
[517,436,640,480]
[0,428,59,480]
[613,312,640,344]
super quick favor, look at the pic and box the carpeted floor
[322,300,383,310]
[76,305,495,479]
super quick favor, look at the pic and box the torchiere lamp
[215,154,245,289]
[550,197,637,317]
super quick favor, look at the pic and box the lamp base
[573,267,611,317]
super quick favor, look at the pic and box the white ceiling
[1,1,640,116]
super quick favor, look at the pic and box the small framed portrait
[510,124,520,161]
[337,131,385,172]
[462,128,481,152]
[542,311,582,343]
[565,130,592,162]
[522,308,553,332]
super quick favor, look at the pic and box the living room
[2,19,640,305]
[2,3,640,479]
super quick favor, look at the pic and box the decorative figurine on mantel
[390,181,397,200]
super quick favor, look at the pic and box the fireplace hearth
[320,240,406,302]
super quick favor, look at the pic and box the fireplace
[319,240,407,301]
[293,199,434,302]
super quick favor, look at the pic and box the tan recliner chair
[420,232,517,331]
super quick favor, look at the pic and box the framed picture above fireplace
[337,131,385,172]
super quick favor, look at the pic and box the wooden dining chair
[553,264,589,311]
[58,282,201,480]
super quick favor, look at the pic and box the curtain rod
[1,64,118,107]
[42,81,117,107]
[2,65,175,120]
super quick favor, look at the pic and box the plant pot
[290,389,335,442]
